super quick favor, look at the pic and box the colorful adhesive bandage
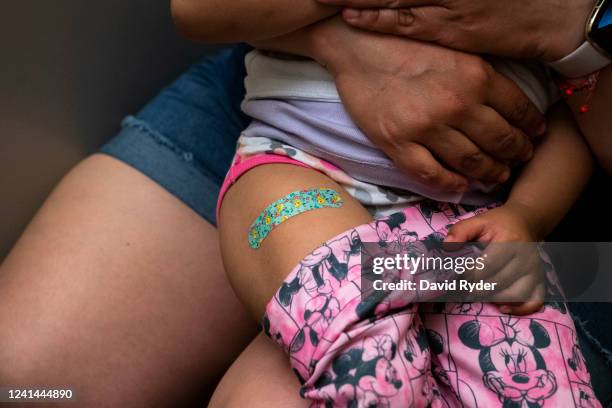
[248,188,344,249]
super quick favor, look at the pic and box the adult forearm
[171,0,337,43]
[254,16,546,193]
[316,0,594,62]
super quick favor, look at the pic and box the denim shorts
[100,44,252,227]
[99,44,612,402]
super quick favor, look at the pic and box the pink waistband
[216,154,312,225]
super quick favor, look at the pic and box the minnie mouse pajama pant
[218,150,601,408]
[263,201,600,407]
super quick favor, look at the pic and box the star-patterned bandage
[248,188,343,249]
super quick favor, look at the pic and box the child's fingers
[462,241,524,285]
[500,300,545,316]
[445,218,486,243]
[468,243,516,283]
[496,283,546,316]
[464,242,540,294]
[482,254,523,290]
[492,273,546,307]
[483,244,542,289]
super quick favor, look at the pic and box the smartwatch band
[549,41,611,78]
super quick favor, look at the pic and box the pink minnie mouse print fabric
[263,201,601,408]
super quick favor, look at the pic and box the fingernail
[499,305,512,314]
[343,8,361,20]
[497,168,511,183]
[399,9,415,25]
[455,180,469,193]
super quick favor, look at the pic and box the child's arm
[448,102,592,242]
[446,103,593,314]
[564,66,612,176]
[503,103,591,239]
[171,0,337,43]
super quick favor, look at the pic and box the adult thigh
[0,154,258,407]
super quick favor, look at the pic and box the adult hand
[307,19,545,192]
[316,0,593,62]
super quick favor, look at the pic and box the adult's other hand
[307,19,545,192]
[316,0,593,62]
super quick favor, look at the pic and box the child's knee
[262,216,448,406]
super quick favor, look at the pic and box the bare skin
[218,164,372,320]
[564,65,612,176]
[209,333,307,408]
[0,154,258,407]
[214,165,371,407]
[319,0,593,62]
[211,165,372,408]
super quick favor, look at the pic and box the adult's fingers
[423,127,510,182]
[456,106,534,163]
[317,0,438,8]
[342,8,417,35]
[342,7,445,41]
[486,70,547,139]
[388,142,469,192]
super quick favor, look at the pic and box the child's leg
[218,163,451,406]
[218,163,372,320]
[210,333,309,408]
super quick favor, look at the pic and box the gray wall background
[0,1,214,259]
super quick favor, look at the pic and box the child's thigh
[209,333,309,408]
[421,303,600,407]
[219,164,372,319]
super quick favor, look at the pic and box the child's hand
[445,203,546,316]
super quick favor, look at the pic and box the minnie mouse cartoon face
[374,212,417,250]
[459,317,558,407]
[315,335,403,407]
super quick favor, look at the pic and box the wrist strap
[549,41,611,78]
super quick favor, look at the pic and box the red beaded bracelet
[558,71,601,114]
